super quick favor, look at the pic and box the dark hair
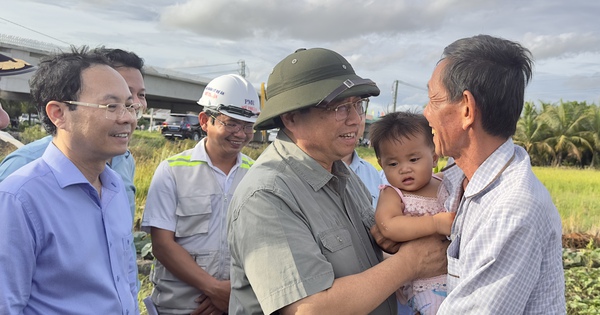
[440,34,533,138]
[91,46,145,74]
[369,111,433,159]
[30,46,110,135]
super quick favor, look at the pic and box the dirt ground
[562,232,600,249]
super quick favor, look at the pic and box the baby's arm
[375,187,455,242]
[433,211,455,236]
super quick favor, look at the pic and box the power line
[193,69,239,76]
[170,62,239,70]
[174,59,249,78]
[0,16,72,46]
[396,79,427,91]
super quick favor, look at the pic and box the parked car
[18,113,40,125]
[161,113,204,141]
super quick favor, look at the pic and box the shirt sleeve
[141,160,178,232]
[229,189,334,314]
[110,151,137,220]
[0,152,33,182]
[0,191,38,313]
[0,136,51,183]
[125,153,136,215]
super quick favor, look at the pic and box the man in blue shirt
[342,109,382,208]
[0,47,140,314]
[0,47,146,220]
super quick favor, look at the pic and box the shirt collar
[274,131,342,191]
[108,150,130,167]
[190,137,243,170]
[347,150,362,170]
[466,138,516,197]
[42,142,120,193]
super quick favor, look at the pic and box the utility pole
[392,80,399,112]
[238,60,246,78]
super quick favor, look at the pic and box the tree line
[3,98,600,168]
[514,100,600,168]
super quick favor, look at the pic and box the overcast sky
[2,0,599,115]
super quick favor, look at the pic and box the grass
[533,167,600,235]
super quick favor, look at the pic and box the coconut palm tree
[580,104,600,167]
[514,101,553,165]
[537,100,592,167]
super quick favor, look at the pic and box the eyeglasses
[211,115,255,133]
[315,98,367,121]
[63,101,143,120]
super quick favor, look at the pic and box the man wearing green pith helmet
[227,48,449,315]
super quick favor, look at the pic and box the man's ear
[46,101,66,129]
[280,112,298,130]
[461,90,477,130]
[199,112,210,132]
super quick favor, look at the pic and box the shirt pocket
[319,227,358,277]
[175,195,212,237]
[194,251,229,280]
[151,261,200,310]
[320,227,353,252]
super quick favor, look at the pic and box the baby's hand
[433,212,456,236]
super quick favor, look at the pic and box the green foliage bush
[565,260,600,314]
[20,125,46,144]
[564,241,600,314]
[565,267,600,314]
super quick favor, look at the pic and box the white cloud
[523,33,600,60]
[2,0,600,106]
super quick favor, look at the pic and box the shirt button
[117,276,120,282]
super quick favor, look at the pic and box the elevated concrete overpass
[1,34,211,114]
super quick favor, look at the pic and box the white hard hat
[197,74,260,123]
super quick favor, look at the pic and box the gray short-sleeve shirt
[227,132,397,315]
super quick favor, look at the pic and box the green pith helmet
[254,48,380,130]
